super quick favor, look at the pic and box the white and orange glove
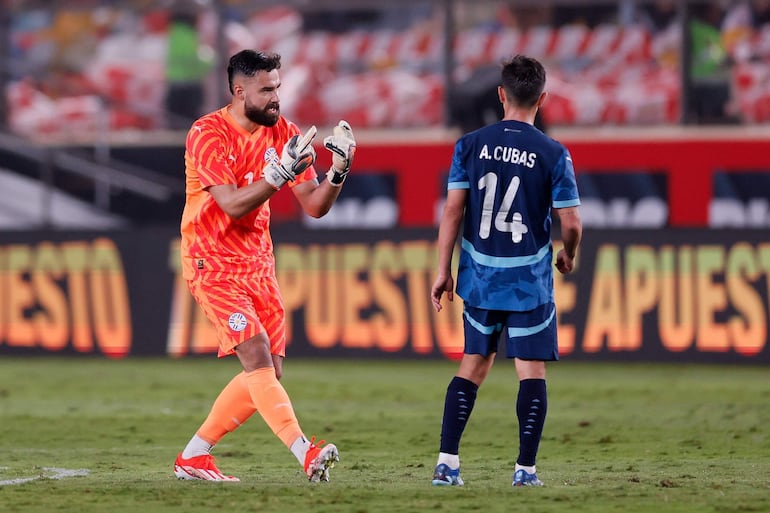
[264,126,317,189]
[323,120,356,186]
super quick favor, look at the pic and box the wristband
[263,163,292,190]
[327,166,348,186]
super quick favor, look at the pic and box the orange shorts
[187,273,286,358]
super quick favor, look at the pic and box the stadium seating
[5,5,770,136]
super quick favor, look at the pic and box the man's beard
[244,101,280,127]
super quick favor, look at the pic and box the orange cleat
[174,453,240,482]
[303,436,339,482]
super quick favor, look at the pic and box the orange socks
[197,372,257,444]
[244,367,304,448]
[195,368,304,450]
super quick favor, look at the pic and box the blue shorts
[462,302,559,361]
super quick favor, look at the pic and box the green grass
[0,357,768,513]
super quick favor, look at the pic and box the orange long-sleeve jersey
[180,106,315,280]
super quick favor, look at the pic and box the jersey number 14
[478,172,529,243]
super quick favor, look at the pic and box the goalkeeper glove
[264,126,317,189]
[323,120,356,186]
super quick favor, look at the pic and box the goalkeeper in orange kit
[174,50,356,482]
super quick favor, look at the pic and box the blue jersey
[447,119,580,311]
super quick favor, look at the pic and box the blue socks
[516,378,547,467]
[439,376,478,454]
[438,376,547,469]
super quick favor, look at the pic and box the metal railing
[0,130,183,225]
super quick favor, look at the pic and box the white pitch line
[0,467,90,486]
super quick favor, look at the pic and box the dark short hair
[500,55,546,108]
[227,50,282,94]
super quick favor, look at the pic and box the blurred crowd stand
[164,1,216,129]
[2,0,770,141]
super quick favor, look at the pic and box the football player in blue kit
[430,55,582,487]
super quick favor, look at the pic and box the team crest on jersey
[228,312,248,332]
[264,147,280,166]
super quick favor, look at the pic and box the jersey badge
[264,147,279,166]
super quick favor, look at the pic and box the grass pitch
[0,357,768,513]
